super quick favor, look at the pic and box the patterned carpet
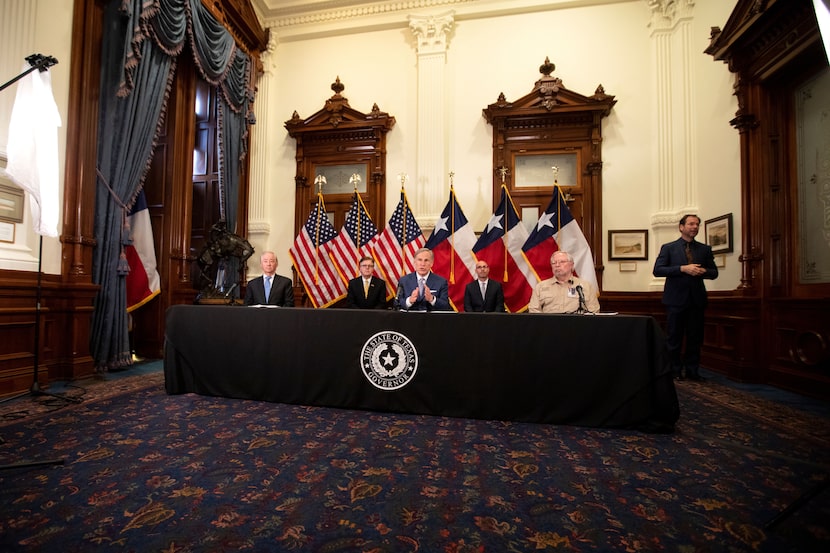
[1,365,828,552]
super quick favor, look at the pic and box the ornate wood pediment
[705,0,822,80]
[483,57,616,127]
[285,77,395,133]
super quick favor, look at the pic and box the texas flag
[425,187,476,311]
[522,185,597,290]
[125,189,161,312]
[472,186,537,313]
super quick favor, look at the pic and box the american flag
[289,195,347,307]
[374,189,426,296]
[425,187,476,311]
[472,186,538,313]
[328,192,380,283]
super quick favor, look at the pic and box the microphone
[575,284,587,314]
[393,282,405,311]
[224,282,238,299]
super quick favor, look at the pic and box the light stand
[0,54,75,471]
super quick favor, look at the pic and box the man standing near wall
[653,215,719,381]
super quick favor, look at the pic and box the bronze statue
[195,221,254,300]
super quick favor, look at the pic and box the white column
[648,0,698,224]
[408,12,454,230]
[646,0,697,288]
[247,31,278,255]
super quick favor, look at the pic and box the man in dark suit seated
[346,256,388,309]
[653,214,718,381]
[244,251,294,307]
[395,248,451,311]
[463,261,505,312]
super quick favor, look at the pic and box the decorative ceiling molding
[251,0,632,40]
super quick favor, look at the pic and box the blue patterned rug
[1,370,828,552]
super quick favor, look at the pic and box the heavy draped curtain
[91,0,254,371]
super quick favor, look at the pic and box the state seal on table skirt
[360,331,419,390]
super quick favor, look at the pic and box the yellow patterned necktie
[364,279,369,298]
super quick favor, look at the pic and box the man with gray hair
[528,251,599,313]
[244,251,294,307]
[395,248,451,311]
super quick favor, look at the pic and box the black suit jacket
[244,274,294,307]
[346,276,388,309]
[463,279,505,312]
[653,238,718,308]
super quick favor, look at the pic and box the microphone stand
[0,53,75,472]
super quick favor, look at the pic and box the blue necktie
[264,276,272,300]
[418,277,425,299]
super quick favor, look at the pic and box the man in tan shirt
[528,251,599,313]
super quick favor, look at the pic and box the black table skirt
[164,305,678,431]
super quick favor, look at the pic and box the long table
[164,305,679,431]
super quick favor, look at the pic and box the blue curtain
[91,0,254,371]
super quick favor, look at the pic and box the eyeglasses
[475,265,489,269]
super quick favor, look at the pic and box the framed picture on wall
[0,183,25,224]
[608,230,648,260]
[704,213,733,254]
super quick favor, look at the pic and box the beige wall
[0,0,72,275]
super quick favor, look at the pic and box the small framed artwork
[0,221,15,243]
[714,254,726,268]
[704,213,733,254]
[608,230,648,260]
[618,262,637,272]
[0,183,25,224]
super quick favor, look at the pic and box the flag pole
[350,174,361,271]
[313,176,326,284]
[448,173,456,284]
[398,173,408,279]
[496,169,510,282]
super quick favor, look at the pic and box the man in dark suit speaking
[244,251,294,307]
[463,261,505,312]
[653,214,718,381]
[395,248,451,311]
[346,256,388,309]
